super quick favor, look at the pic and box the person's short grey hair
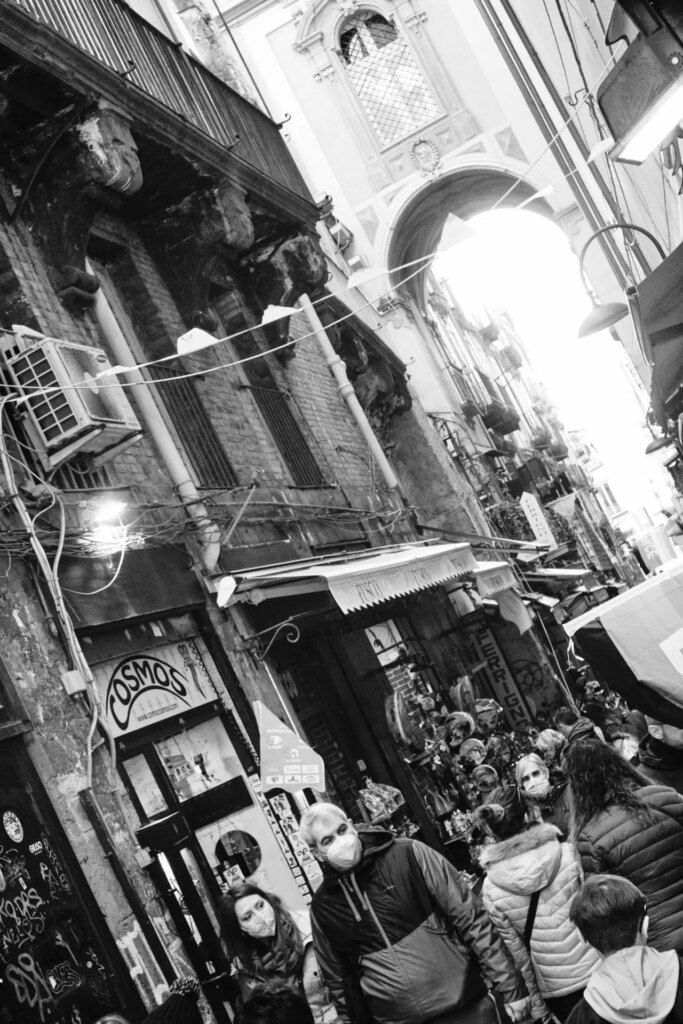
[298,802,348,848]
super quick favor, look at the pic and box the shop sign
[520,492,557,551]
[256,701,325,793]
[471,624,533,727]
[93,641,215,738]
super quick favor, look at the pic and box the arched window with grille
[339,10,441,147]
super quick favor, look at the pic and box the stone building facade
[0,3,572,1023]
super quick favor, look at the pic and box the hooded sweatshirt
[568,949,683,1024]
[481,824,599,1009]
[310,825,526,1024]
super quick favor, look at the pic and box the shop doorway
[86,616,318,1021]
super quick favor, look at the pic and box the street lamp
[577,222,667,339]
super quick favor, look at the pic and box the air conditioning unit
[0,330,141,469]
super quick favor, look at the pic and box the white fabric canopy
[216,542,478,615]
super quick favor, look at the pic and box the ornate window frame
[294,1,462,157]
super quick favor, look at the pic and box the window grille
[247,385,326,487]
[149,367,238,489]
[52,459,115,491]
[339,11,441,146]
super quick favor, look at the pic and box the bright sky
[434,208,672,527]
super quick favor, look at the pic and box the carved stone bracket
[143,181,255,330]
[249,233,328,361]
[313,63,337,84]
[16,108,143,311]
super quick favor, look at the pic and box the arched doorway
[386,167,553,310]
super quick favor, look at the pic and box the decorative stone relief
[410,137,441,176]
[143,181,255,330]
[75,110,143,196]
[313,63,336,84]
[16,109,143,311]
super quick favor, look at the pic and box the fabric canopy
[215,542,478,615]
[565,560,683,726]
[473,561,518,597]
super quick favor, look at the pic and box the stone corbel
[16,108,143,311]
[250,233,329,362]
[143,181,255,331]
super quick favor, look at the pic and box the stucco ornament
[76,111,143,196]
[410,137,441,177]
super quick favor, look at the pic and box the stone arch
[380,159,555,310]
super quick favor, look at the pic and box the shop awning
[520,566,594,585]
[214,542,478,615]
[473,561,518,598]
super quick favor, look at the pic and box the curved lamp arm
[578,222,667,287]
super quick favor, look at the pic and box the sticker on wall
[3,809,24,843]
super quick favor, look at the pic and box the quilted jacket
[310,826,526,1024]
[574,784,683,953]
[481,823,599,1012]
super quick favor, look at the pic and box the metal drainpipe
[87,265,222,572]
[297,293,402,493]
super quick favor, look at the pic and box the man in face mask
[300,802,529,1024]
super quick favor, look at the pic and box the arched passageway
[388,167,553,308]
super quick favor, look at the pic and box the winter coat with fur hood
[481,823,600,1012]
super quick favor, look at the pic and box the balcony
[2,0,312,210]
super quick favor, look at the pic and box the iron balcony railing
[8,0,311,202]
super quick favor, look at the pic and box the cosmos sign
[96,643,214,737]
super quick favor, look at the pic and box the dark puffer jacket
[310,827,525,1024]
[575,784,683,952]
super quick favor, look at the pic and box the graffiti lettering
[46,959,80,995]
[0,886,45,952]
[6,952,56,1022]
[41,834,71,894]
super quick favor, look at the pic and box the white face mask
[326,830,362,872]
[238,899,276,939]
[525,778,550,799]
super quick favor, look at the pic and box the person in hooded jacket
[515,754,571,837]
[219,882,337,1023]
[478,787,599,1023]
[567,874,683,1024]
[301,801,529,1024]
[564,740,683,953]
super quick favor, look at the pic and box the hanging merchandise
[359,778,406,820]
[385,691,426,751]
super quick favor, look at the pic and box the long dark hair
[564,740,652,838]
[476,785,529,840]
[218,883,304,981]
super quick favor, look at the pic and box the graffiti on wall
[0,766,120,1024]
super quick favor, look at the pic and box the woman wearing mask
[515,753,570,837]
[478,787,598,1022]
[219,883,337,1023]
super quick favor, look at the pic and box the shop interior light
[616,79,683,164]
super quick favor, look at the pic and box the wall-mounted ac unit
[0,331,141,469]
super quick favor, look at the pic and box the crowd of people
[217,691,683,1024]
